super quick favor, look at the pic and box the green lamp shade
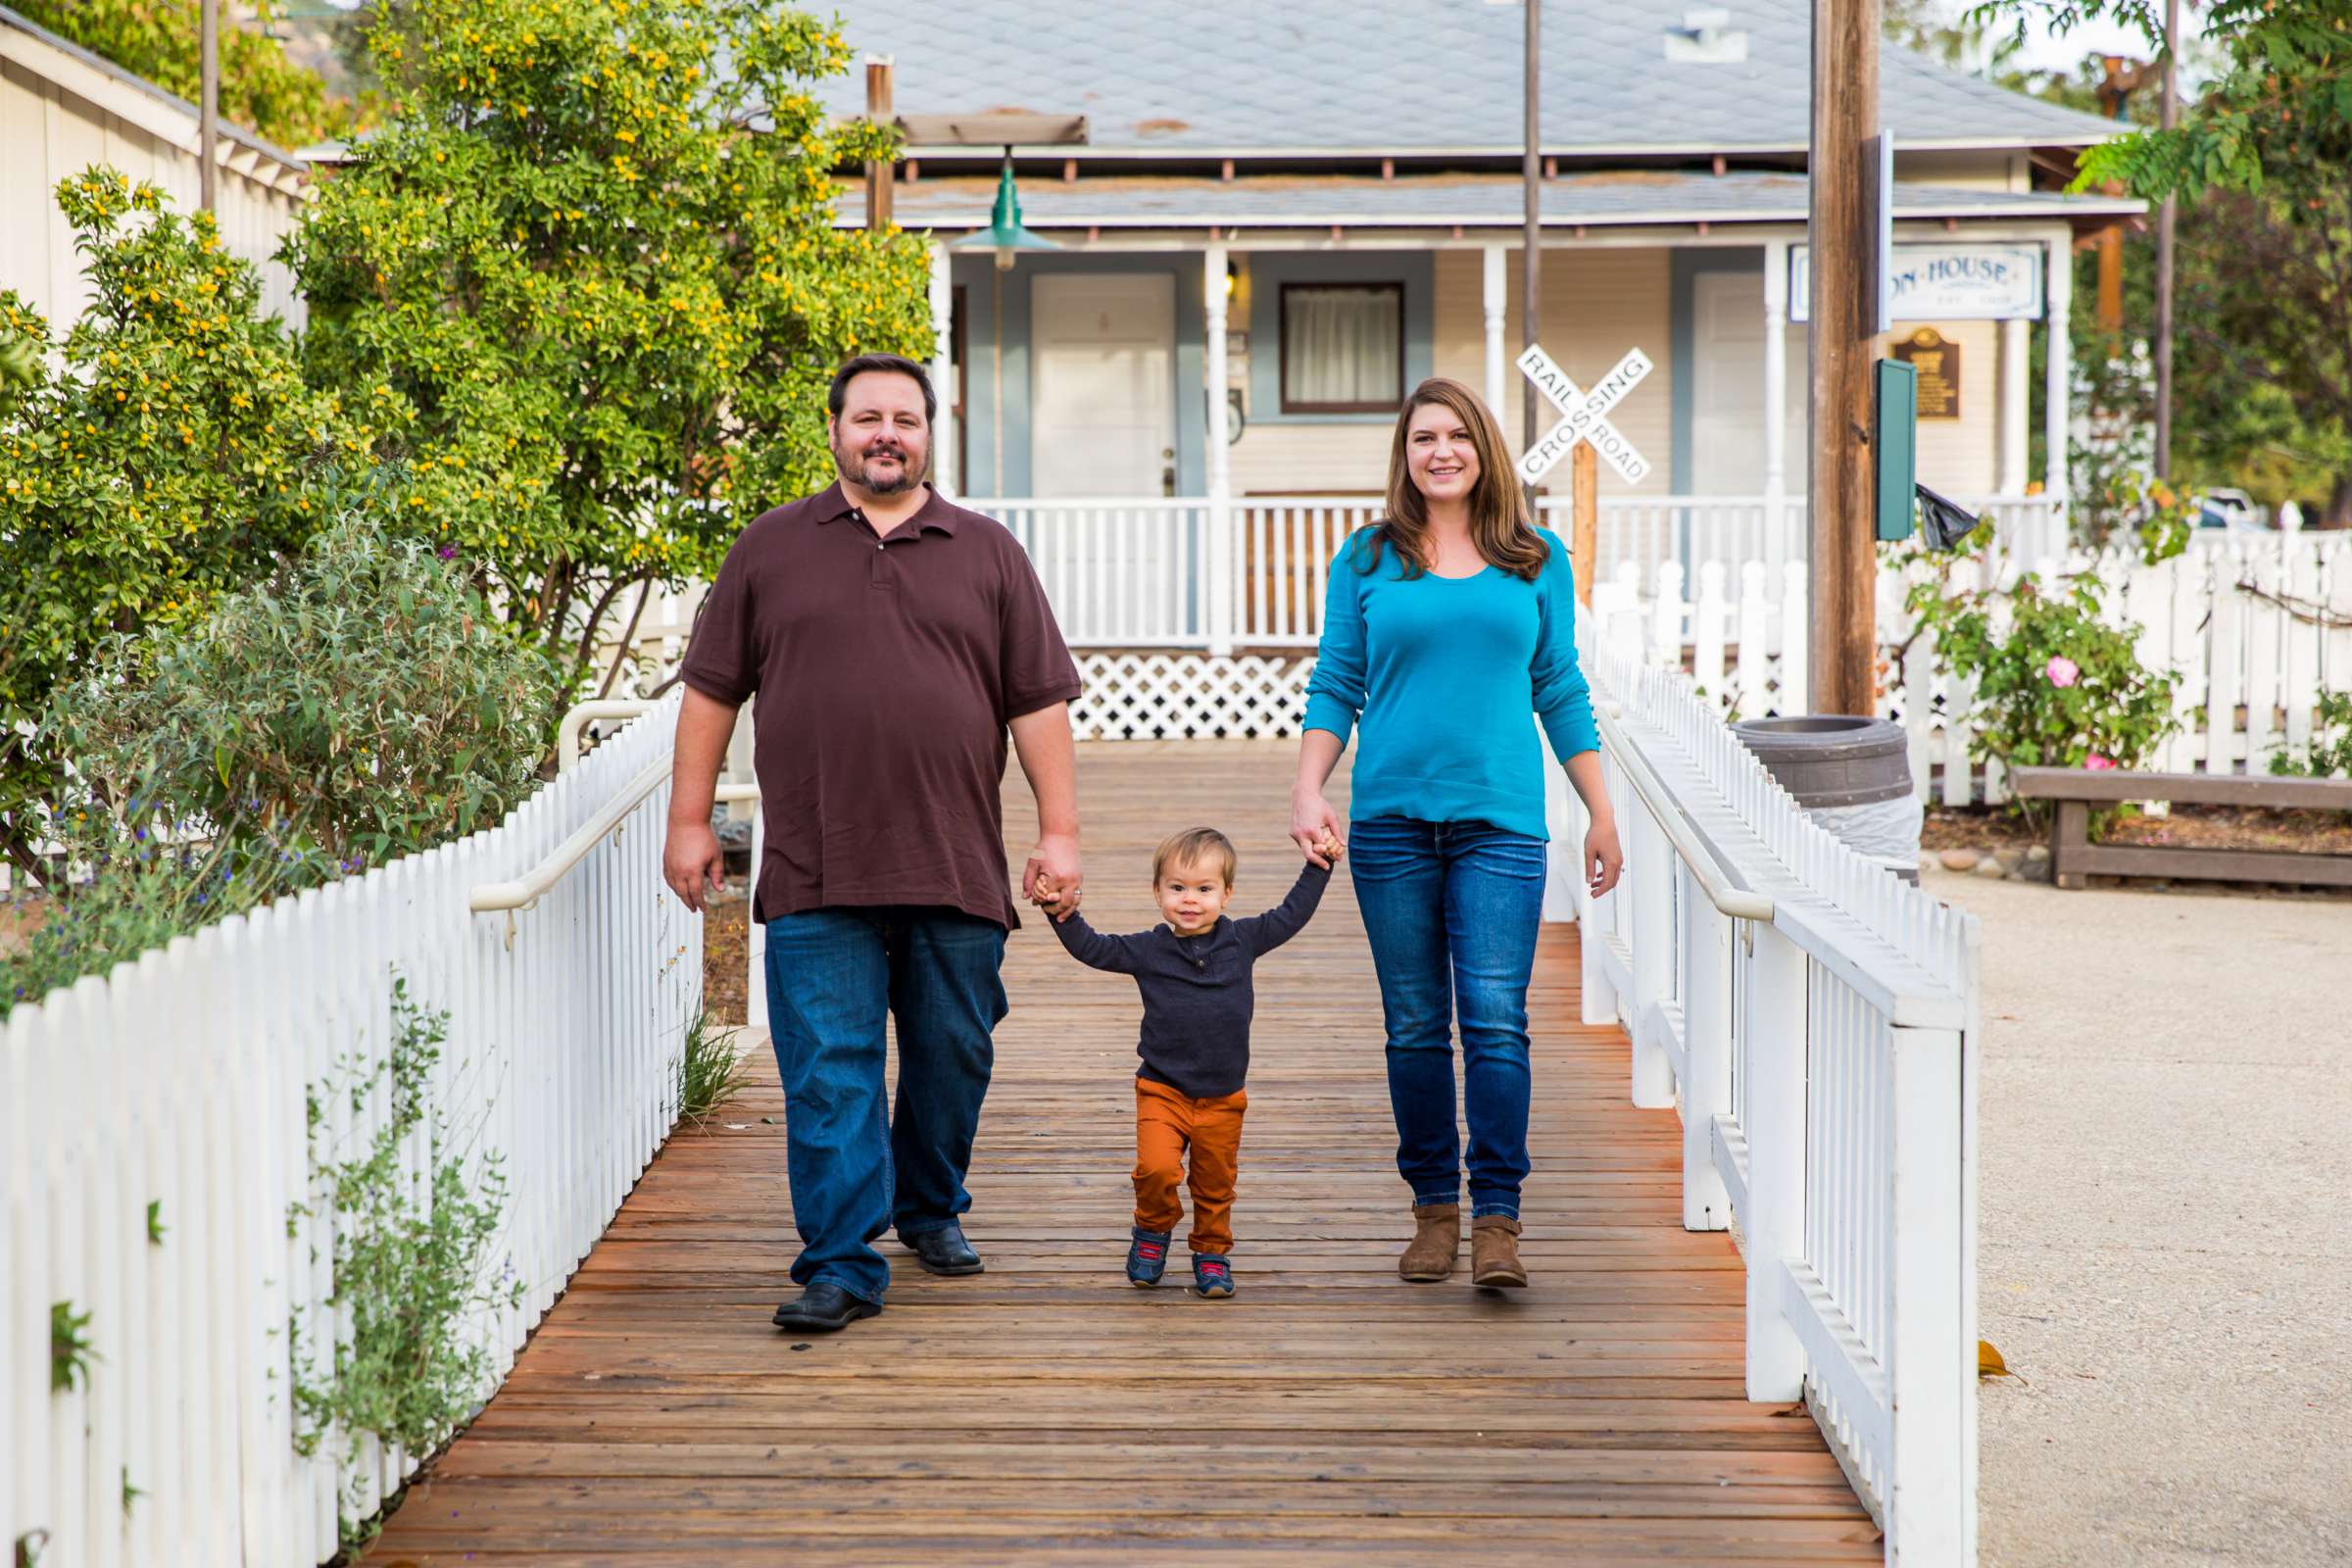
[952,161,1057,266]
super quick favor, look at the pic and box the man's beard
[836,439,924,495]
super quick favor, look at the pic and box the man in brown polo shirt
[663,353,1083,1333]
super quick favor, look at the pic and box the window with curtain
[1280,283,1404,413]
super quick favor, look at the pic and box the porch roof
[840,171,2141,236]
[817,0,2122,159]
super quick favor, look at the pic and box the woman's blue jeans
[1348,816,1546,1220]
[762,906,1007,1303]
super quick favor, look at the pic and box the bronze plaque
[1892,326,1960,420]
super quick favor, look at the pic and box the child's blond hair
[1152,827,1237,888]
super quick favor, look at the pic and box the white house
[807,0,2137,632]
[0,3,311,328]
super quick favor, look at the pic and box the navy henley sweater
[1048,861,1331,1099]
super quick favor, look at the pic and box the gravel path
[1924,867,2352,1567]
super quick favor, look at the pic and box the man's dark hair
[828,354,936,423]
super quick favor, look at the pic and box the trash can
[1730,715,1923,883]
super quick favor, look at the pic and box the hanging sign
[1790,242,2042,322]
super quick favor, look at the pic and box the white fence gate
[1564,628,1982,1565]
[3,696,699,1567]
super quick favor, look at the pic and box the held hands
[1024,832,1083,921]
[1030,870,1080,922]
[1291,789,1346,869]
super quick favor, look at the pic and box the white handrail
[1594,709,1775,922]
[1573,629,1981,1565]
[485,700,758,918]
[559,699,656,772]
[470,755,673,913]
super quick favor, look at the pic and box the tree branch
[593,573,657,700]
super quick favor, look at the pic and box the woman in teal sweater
[1291,376,1622,1290]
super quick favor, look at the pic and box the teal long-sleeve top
[1300,525,1598,842]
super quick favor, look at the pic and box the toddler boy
[1035,827,1334,1298]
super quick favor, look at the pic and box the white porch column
[1998,315,2030,495]
[1203,243,1234,655]
[1482,242,1508,416]
[1761,239,1790,574]
[2042,232,2072,510]
[927,238,956,496]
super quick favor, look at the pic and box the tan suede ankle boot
[1471,1214,1527,1288]
[1397,1203,1460,1282]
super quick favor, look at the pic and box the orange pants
[1134,1078,1248,1255]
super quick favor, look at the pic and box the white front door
[1690,270,1808,495]
[1030,272,1175,497]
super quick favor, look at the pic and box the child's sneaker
[1126,1226,1172,1287]
[1192,1252,1235,1299]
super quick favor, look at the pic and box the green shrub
[1,831,324,1019]
[290,977,514,1552]
[2272,692,2352,780]
[0,171,459,881]
[51,498,558,870]
[4,501,556,1016]
[1906,568,2180,814]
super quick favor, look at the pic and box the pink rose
[2083,753,2116,771]
[2045,656,2081,688]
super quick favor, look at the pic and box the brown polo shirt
[679,482,1081,930]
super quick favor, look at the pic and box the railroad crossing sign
[1514,344,1654,486]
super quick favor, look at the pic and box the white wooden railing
[1562,627,1983,1565]
[584,495,2066,683]
[2,694,700,1567]
[1594,534,2352,801]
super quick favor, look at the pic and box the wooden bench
[2008,766,2352,889]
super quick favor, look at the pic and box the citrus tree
[0,171,440,884]
[288,0,934,688]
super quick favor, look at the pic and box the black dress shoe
[905,1222,985,1276]
[771,1282,881,1332]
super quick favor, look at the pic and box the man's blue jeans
[762,906,1008,1303]
[1348,817,1546,1220]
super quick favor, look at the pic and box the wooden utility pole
[1807,0,1881,716]
[2153,0,2179,477]
[199,0,219,213]
[864,58,896,232]
[1522,0,1543,515]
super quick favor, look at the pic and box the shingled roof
[814,0,2119,159]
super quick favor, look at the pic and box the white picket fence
[1563,626,1982,1565]
[2,694,699,1567]
[1597,533,2352,802]
[589,493,2065,682]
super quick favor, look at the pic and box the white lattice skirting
[1071,652,1319,740]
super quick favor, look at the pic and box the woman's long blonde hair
[1357,376,1550,583]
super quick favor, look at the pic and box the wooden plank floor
[363,742,1877,1565]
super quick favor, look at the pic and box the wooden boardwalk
[364,743,1876,1565]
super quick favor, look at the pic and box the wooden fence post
[1741,921,1808,1400]
[1680,890,1735,1232]
[1887,1024,1969,1556]
[1628,803,1675,1109]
